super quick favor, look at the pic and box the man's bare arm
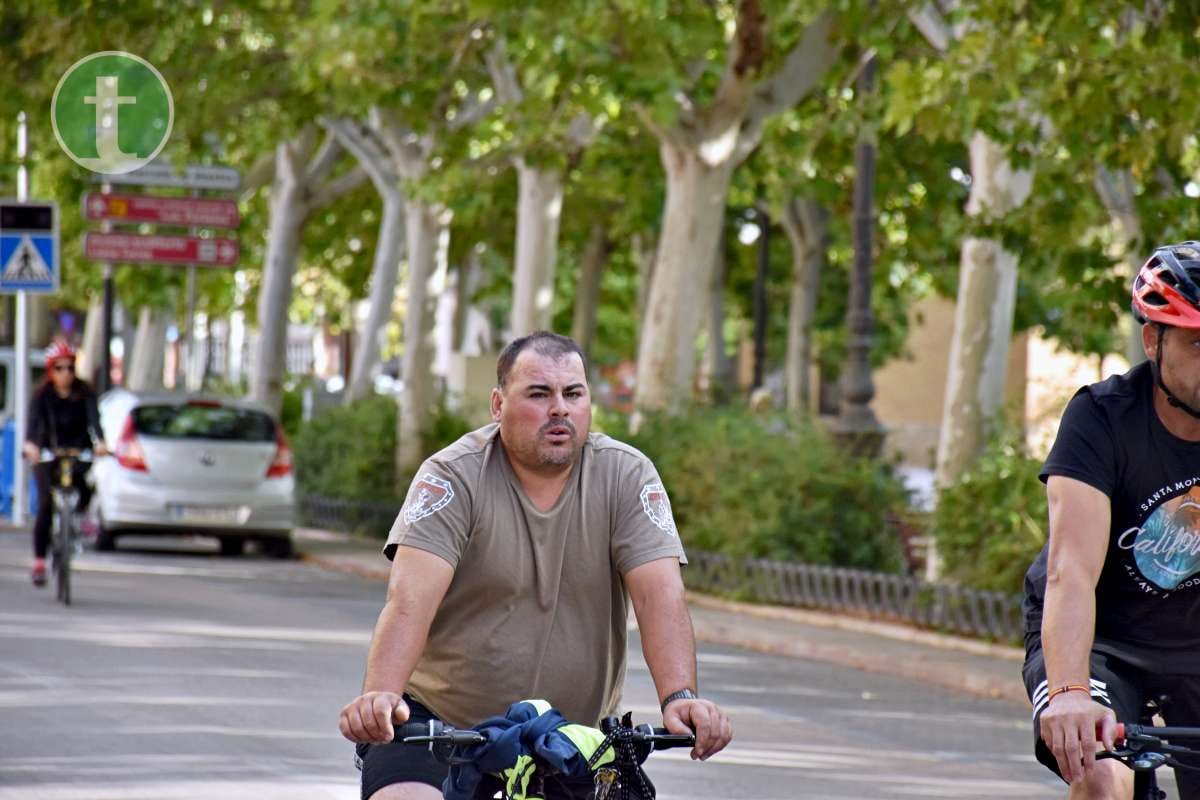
[625,557,731,760]
[339,545,454,744]
[1039,475,1114,783]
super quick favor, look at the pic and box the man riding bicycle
[340,332,732,799]
[1023,241,1200,798]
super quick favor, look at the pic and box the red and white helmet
[1132,241,1200,328]
[43,339,76,370]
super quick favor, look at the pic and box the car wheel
[263,535,294,559]
[95,517,117,552]
[219,536,245,557]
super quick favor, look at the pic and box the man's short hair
[496,332,588,389]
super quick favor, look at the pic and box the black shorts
[1023,634,1200,794]
[355,695,452,800]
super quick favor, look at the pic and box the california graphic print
[1120,483,1200,591]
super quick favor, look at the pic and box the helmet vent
[1143,291,1168,307]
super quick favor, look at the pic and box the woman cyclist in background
[22,340,108,587]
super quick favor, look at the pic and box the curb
[686,593,1024,662]
[691,599,1027,705]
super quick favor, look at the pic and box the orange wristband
[1047,684,1090,702]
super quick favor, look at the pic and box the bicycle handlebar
[394,719,695,751]
[1116,723,1200,744]
[37,448,94,464]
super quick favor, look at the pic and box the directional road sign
[93,160,241,191]
[84,232,238,267]
[0,201,59,294]
[83,192,240,229]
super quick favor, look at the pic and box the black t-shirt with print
[1023,361,1200,673]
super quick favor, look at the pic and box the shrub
[626,409,908,572]
[293,393,477,507]
[293,394,399,502]
[931,428,1047,593]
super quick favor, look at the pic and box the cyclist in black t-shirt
[1022,241,1200,798]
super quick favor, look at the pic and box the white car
[92,389,295,557]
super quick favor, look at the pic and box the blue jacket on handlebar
[443,699,616,800]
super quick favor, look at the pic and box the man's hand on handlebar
[94,442,109,457]
[21,443,38,463]
[339,691,410,744]
[662,698,732,761]
[1039,691,1118,784]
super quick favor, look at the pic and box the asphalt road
[0,529,1069,799]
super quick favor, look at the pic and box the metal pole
[834,42,885,457]
[184,187,200,390]
[100,181,113,393]
[12,112,28,525]
[751,207,769,391]
[185,265,196,389]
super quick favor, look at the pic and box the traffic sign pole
[13,112,27,525]
[101,181,113,393]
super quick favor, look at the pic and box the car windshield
[132,404,276,442]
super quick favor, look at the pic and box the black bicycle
[1101,710,1200,800]
[394,711,695,800]
[40,448,92,606]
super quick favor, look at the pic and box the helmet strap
[1151,324,1200,420]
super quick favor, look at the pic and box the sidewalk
[294,527,1029,706]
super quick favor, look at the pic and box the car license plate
[169,505,242,524]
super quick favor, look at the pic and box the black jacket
[25,380,103,450]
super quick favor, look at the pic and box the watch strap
[660,688,698,712]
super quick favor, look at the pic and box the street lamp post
[833,46,885,457]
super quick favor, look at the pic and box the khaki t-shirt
[384,423,686,730]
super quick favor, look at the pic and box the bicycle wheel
[53,496,72,606]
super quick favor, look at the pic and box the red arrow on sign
[84,232,239,267]
[82,192,240,229]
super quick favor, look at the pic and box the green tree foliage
[627,407,908,571]
[931,424,1047,593]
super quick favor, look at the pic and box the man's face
[492,349,591,473]
[1149,325,1200,410]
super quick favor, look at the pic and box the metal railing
[299,494,398,537]
[684,551,1024,642]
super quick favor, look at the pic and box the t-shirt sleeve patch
[402,473,455,524]
[639,482,677,536]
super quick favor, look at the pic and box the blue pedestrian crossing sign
[0,201,58,294]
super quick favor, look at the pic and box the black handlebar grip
[393,722,438,743]
[649,727,696,749]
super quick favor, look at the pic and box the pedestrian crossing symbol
[0,202,59,294]
[2,236,53,282]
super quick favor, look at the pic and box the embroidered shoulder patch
[402,473,455,525]
[640,482,677,536]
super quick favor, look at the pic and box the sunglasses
[51,363,74,373]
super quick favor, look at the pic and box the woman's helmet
[1132,241,1200,328]
[43,339,76,370]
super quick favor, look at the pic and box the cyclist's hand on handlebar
[1039,691,1117,784]
[21,443,38,463]
[662,698,732,761]
[94,442,110,457]
[339,691,410,744]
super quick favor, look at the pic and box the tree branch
[320,116,397,192]
[239,150,276,202]
[305,129,344,186]
[450,90,498,132]
[308,166,370,210]
[908,3,953,52]
[706,0,768,133]
[634,103,678,147]
[485,38,523,105]
[746,10,840,128]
